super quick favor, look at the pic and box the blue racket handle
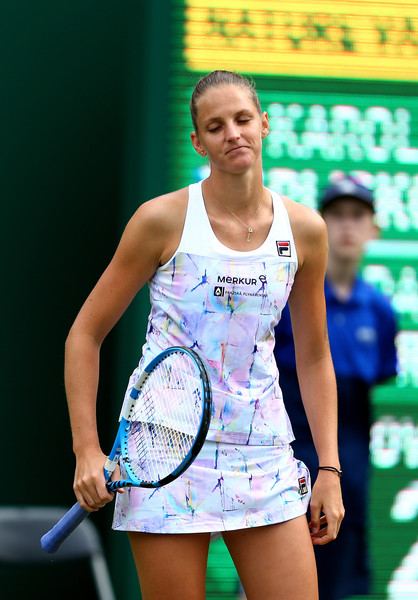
[41,502,89,553]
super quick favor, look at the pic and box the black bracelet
[317,466,342,477]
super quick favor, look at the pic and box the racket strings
[126,353,203,482]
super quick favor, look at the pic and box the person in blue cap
[274,175,398,600]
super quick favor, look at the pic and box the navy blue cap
[320,176,374,212]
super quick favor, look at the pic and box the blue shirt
[275,276,398,384]
[274,276,397,523]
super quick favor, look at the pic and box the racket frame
[41,346,212,553]
[107,346,212,490]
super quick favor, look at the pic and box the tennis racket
[41,346,212,553]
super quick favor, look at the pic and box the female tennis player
[65,70,344,599]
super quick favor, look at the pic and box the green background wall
[1,2,170,597]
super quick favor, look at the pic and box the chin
[338,250,362,262]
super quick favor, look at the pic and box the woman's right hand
[73,448,116,512]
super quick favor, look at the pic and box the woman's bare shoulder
[282,195,326,242]
[121,187,188,243]
[121,187,189,266]
[131,187,189,229]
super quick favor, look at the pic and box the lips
[226,145,248,154]
[340,238,356,248]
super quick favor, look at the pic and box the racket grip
[41,502,89,553]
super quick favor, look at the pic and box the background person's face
[323,197,377,263]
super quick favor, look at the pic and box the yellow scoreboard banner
[184,0,418,81]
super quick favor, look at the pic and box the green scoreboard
[166,1,418,597]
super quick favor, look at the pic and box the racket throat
[104,457,119,480]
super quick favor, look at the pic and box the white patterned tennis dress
[112,180,311,535]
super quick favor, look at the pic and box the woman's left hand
[308,470,345,545]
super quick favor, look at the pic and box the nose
[225,121,240,141]
[341,214,357,226]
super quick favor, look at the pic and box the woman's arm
[285,199,344,545]
[65,190,187,511]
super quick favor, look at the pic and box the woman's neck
[201,171,272,250]
[203,170,264,213]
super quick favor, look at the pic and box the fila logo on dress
[276,241,291,257]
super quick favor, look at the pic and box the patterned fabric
[113,441,311,535]
[119,180,298,446]
[113,180,309,534]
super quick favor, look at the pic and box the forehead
[324,197,373,214]
[195,84,257,116]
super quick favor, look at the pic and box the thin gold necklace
[223,191,263,242]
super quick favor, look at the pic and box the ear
[261,111,270,139]
[190,131,207,157]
